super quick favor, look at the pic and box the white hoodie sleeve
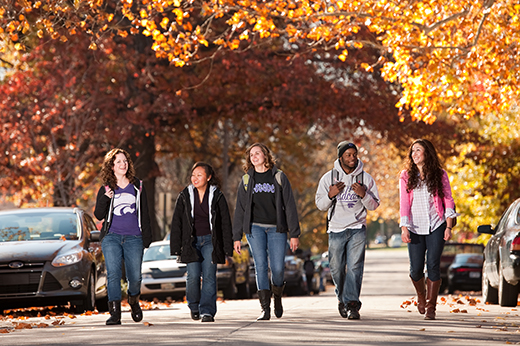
[315,170,334,212]
[359,172,380,211]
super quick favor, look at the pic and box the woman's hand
[104,189,114,199]
[444,227,452,241]
[290,237,299,252]
[234,240,242,255]
[401,227,411,243]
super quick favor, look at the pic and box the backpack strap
[242,174,250,191]
[275,169,283,187]
[327,169,338,229]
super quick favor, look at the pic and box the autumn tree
[3,1,519,124]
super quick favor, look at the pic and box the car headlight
[51,249,83,267]
[142,273,152,279]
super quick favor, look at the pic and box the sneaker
[201,314,215,322]
[191,311,200,320]
[347,301,361,320]
[338,302,348,318]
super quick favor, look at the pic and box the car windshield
[453,254,484,265]
[143,245,177,262]
[0,211,79,242]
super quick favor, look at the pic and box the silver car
[141,241,187,300]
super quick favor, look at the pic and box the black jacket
[232,165,301,242]
[94,177,153,248]
[170,185,233,264]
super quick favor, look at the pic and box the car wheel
[447,283,455,294]
[482,262,498,304]
[96,295,109,312]
[76,271,96,313]
[498,264,519,307]
[236,274,251,299]
[222,271,237,300]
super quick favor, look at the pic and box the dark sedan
[478,197,520,307]
[447,253,483,293]
[0,208,108,313]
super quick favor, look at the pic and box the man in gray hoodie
[315,141,380,319]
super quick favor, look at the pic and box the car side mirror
[477,225,494,235]
[90,230,101,242]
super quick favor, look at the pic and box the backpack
[242,170,283,191]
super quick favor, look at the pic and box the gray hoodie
[315,159,380,232]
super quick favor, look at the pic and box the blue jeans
[186,234,217,317]
[408,223,446,282]
[102,232,144,302]
[328,227,366,305]
[246,224,287,290]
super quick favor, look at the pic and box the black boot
[106,300,121,325]
[257,289,271,320]
[128,294,143,322]
[272,283,285,318]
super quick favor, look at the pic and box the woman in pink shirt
[399,139,456,320]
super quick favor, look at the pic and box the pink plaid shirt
[399,170,456,235]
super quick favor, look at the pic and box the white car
[388,234,403,248]
[140,241,187,300]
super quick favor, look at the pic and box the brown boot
[410,276,426,314]
[425,278,441,320]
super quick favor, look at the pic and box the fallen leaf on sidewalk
[143,322,153,326]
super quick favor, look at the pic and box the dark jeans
[186,234,217,317]
[407,223,446,282]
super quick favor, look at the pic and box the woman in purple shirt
[94,148,152,325]
[399,139,456,320]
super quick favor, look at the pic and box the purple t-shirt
[109,184,141,236]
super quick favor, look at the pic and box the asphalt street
[1,248,519,345]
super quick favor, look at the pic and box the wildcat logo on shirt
[113,193,136,216]
[253,182,275,194]
[336,187,359,208]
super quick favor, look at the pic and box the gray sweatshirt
[315,159,380,232]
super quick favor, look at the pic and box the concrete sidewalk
[1,248,519,345]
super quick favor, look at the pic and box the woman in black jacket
[94,148,152,326]
[170,162,233,322]
[233,143,301,321]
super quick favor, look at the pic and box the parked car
[0,207,108,313]
[447,253,484,293]
[163,232,252,300]
[388,234,403,248]
[140,240,187,301]
[438,242,484,293]
[217,242,253,299]
[478,198,520,307]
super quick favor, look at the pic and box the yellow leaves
[229,39,240,50]
[140,9,148,18]
[89,42,97,50]
[338,50,348,61]
[160,17,170,30]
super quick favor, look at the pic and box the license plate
[161,283,175,290]
[469,272,481,278]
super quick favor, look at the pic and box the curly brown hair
[100,148,136,190]
[404,139,445,199]
[242,143,276,173]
